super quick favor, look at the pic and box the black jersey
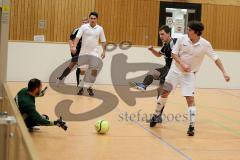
[70,28,82,52]
[160,38,177,68]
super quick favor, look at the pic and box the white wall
[7,41,240,89]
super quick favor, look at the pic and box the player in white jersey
[71,12,107,96]
[149,21,230,136]
[56,17,88,87]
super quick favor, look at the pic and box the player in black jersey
[56,17,88,86]
[129,25,177,124]
[129,25,177,91]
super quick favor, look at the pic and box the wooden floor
[8,82,240,160]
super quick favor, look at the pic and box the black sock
[59,67,71,80]
[76,68,81,86]
[143,75,154,87]
[160,106,165,114]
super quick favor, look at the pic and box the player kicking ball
[149,21,230,136]
[129,25,177,91]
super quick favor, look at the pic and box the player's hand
[54,117,68,131]
[148,45,154,51]
[181,63,191,72]
[70,47,77,54]
[223,73,230,82]
[101,52,106,59]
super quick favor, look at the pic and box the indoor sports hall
[0,0,240,160]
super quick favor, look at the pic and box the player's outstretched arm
[214,58,230,82]
[148,45,162,57]
[101,42,107,59]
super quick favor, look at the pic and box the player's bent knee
[80,70,85,75]
[91,69,98,77]
[185,96,195,106]
[148,70,160,79]
[163,81,173,92]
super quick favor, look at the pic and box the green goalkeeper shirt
[15,88,54,126]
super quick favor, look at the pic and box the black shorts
[71,50,80,62]
[155,66,170,84]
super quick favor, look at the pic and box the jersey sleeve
[70,29,78,40]
[172,37,182,55]
[100,28,106,43]
[27,104,54,126]
[76,25,84,39]
[206,43,219,61]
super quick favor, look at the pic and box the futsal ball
[95,120,109,134]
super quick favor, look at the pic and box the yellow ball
[95,120,109,134]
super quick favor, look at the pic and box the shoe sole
[128,82,146,91]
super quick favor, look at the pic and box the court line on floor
[133,120,192,160]
[115,108,192,160]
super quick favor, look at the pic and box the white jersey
[76,23,106,56]
[172,35,218,73]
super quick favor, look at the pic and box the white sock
[79,74,85,81]
[79,74,85,87]
[188,106,196,126]
[79,80,84,87]
[155,97,167,115]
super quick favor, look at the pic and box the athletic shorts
[165,68,195,97]
[78,53,100,70]
[155,66,170,84]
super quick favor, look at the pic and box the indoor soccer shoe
[187,125,195,136]
[87,87,94,96]
[77,87,84,95]
[129,82,146,91]
[149,114,163,127]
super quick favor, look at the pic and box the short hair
[28,78,41,92]
[159,25,171,35]
[188,21,204,36]
[89,12,98,18]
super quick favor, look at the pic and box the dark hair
[159,25,171,35]
[188,21,204,36]
[28,78,41,92]
[89,12,98,18]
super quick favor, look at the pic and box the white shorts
[78,52,100,70]
[165,68,196,96]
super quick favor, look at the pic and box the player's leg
[181,73,196,136]
[77,56,90,95]
[149,69,178,127]
[25,117,39,132]
[155,66,170,114]
[76,67,86,87]
[129,68,161,91]
[86,69,97,96]
[56,53,79,86]
[78,55,99,96]
[76,68,81,86]
[186,96,196,136]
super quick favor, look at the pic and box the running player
[71,12,107,96]
[149,21,230,136]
